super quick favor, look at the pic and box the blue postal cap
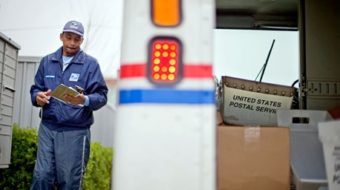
[63,20,84,36]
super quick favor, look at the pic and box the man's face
[60,32,83,56]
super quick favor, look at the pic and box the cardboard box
[220,76,296,126]
[217,126,290,190]
[216,111,223,126]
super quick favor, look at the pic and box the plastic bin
[277,109,332,129]
[319,120,340,190]
[277,110,332,190]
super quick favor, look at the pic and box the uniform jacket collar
[51,47,85,64]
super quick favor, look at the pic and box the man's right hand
[36,89,52,107]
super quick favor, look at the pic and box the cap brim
[63,30,83,37]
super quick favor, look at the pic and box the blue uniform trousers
[30,123,90,190]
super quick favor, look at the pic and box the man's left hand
[64,94,85,105]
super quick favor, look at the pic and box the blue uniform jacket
[30,47,108,129]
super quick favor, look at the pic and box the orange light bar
[152,0,181,27]
[148,37,182,84]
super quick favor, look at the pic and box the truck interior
[215,1,339,189]
[215,0,340,111]
[216,0,297,30]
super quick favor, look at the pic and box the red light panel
[149,38,181,84]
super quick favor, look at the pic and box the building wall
[13,56,41,129]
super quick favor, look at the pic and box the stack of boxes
[217,76,337,190]
[217,76,296,190]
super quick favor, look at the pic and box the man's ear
[59,33,64,41]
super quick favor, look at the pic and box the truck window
[214,29,299,87]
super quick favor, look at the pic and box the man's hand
[64,93,86,105]
[36,89,52,107]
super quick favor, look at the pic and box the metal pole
[259,39,275,82]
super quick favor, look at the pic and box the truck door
[112,0,216,190]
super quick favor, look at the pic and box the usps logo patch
[69,73,80,82]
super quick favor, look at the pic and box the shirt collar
[51,47,85,64]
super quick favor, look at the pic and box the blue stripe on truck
[119,89,215,104]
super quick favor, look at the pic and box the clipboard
[51,84,80,103]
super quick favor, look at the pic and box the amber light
[149,38,181,84]
[152,0,181,27]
